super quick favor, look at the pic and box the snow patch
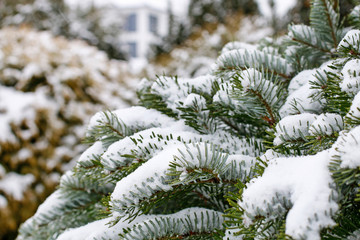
[346,91,360,121]
[330,126,360,169]
[183,93,206,109]
[288,69,318,95]
[0,172,35,200]
[77,141,106,167]
[338,29,360,53]
[240,151,338,240]
[274,113,317,145]
[110,144,179,212]
[340,59,360,95]
[221,41,257,54]
[280,83,323,117]
[0,195,8,208]
[309,113,343,136]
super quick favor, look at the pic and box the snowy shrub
[17,1,360,239]
[0,0,126,60]
[0,27,135,239]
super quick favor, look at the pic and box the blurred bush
[0,0,126,60]
[0,27,136,239]
[147,9,273,78]
[188,0,258,26]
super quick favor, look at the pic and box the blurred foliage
[0,0,126,60]
[152,0,258,57]
[0,27,135,240]
[188,0,258,26]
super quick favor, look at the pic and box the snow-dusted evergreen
[17,0,360,239]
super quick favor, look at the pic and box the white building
[118,4,169,59]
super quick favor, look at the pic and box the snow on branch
[309,113,343,136]
[239,151,338,240]
[310,0,341,48]
[340,59,360,95]
[274,113,317,146]
[288,24,333,53]
[337,29,360,56]
[214,48,294,79]
[119,208,224,240]
[346,91,360,125]
[330,126,360,169]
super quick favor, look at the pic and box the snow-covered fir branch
[17,1,360,239]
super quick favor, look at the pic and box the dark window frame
[128,42,137,58]
[125,13,137,32]
[149,14,158,34]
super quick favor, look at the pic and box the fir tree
[17,0,360,239]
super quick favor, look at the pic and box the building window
[149,14,158,34]
[128,42,137,58]
[125,13,137,32]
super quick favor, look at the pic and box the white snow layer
[31,189,64,225]
[280,67,327,118]
[77,141,106,167]
[309,113,343,136]
[110,144,178,212]
[287,69,318,95]
[280,82,323,117]
[330,126,360,169]
[346,91,360,120]
[87,106,190,134]
[340,59,360,95]
[240,68,279,106]
[0,172,35,200]
[57,207,222,240]
[213,81,235,105]
[0,86,55,143]
[274,113,317,145]
[57,214,153,240]
[288,25,332,49]
[110,141,256,216]
[57,218,114,240]
[239,151,338,240]
[183,93,207,109]
[338,29,360,53]
[275,113,344,145]
[221,41,257,54]
[215,48,294,77]
[120,208,223,240]
[239,68,264,90]
[150,75,215,114]
[100,127,201,170]
[280,59,346,118]
[0,195,7,208]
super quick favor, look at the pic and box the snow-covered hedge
[0,27,135,239]
[0,0,127,60]
[17,1,360,240]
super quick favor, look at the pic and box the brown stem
[220,117,243,135]
[321,0,338,48]
[106,123,125,137]
[248,89,277,127]
[291,37,332,54]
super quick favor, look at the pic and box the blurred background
[0,0,357,239]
